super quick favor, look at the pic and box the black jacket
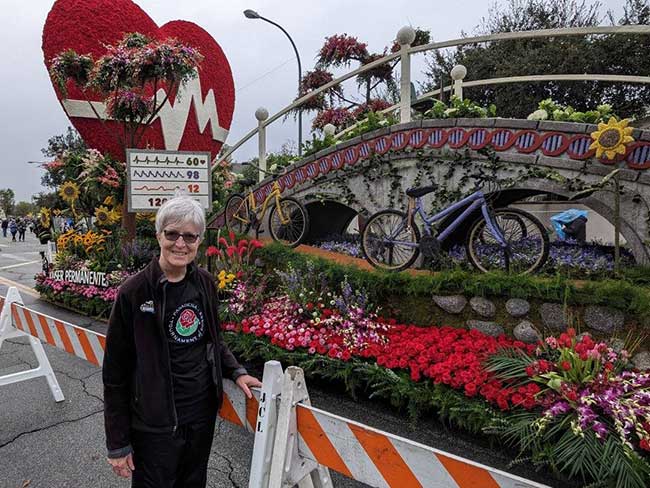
[102,258,246,458]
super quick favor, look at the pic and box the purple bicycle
[361,186,549,274]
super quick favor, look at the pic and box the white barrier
[0,288,64,401]
[0,287,550,488]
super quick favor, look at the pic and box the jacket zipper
[160,280,178,434]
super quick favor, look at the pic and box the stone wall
[430,293,649,370]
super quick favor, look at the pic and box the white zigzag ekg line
[61,75,229,149]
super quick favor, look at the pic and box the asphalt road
[0,231,563,488]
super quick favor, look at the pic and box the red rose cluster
[375,325,540,410]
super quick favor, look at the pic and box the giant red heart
[42,0,235,161]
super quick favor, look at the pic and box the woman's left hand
[235,374,262,399]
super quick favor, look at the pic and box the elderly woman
[102,195,261,487]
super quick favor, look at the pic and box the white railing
[216,25,650,179]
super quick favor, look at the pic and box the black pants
[131,419,216,488]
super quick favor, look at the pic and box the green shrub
[257,242,650,325]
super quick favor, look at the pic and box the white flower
[444,108,458,116]
[269,164,278,172]
[527,109,548,121]
[298,308,303,313]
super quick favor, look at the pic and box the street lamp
[244,9,303,156]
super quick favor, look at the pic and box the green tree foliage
[13,201,36,217]
[0,189,15,217]
[423,0,650,119]
[32,191,61,211]
[41,126,86,159]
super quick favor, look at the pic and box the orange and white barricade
[261,366,550,488]
[0,287,551,488]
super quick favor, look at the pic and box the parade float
[33,0,650,486]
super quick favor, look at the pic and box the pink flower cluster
[312,107,354,130]
[224,295,389,361]
[96,165,121,188]
[36,274,118,302]
[318,34,369,65]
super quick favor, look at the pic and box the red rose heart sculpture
[42,0,235,161]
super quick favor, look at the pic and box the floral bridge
[208,25,650,264]
[210,117,650,264]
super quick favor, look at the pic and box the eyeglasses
[163,230,200,244]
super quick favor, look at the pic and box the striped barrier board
[218,374,261,432]
[296,404,546,488]
[11,302,106,367]
[266,366,550,488]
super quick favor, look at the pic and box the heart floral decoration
[42,0,235,161]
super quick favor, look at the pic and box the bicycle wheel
[479,213,526,244]
[225,194,250,234]
[466,207,549,274]
[361,210,420,271]
[268,197,309,247]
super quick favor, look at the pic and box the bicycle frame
[396,190,508,248]
[232,181,289,226]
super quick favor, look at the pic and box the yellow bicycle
[224,166,309,247]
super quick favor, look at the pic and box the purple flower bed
[314,236,636,277]
[314,236,362,258]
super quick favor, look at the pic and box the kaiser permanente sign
[51,269,109,288]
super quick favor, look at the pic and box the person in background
[9,218,17,242]
[102,195,261,488]
[17,218,26,242]
[1,218,7,238]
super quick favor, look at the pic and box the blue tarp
[551,209,588,240]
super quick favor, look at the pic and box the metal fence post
[397,26,416,124]
[256,107,269,182]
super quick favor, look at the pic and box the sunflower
[57,235,69,249]
[94,206,112,226]
[59,181,80,203]
[589,118,634,160]
[39,208,51,228]
[109,208,121,224]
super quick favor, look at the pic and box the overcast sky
[0,0,626,203]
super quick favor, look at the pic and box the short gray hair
[155,195,206,238]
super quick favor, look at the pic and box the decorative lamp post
[323,123,336,137]
[255,107,269,182]
[396,26,416,124]
[450,64,467,100]
[244,9,303,156]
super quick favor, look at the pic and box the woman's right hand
[107,453,135,478]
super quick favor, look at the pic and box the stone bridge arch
[210,118,650,264]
